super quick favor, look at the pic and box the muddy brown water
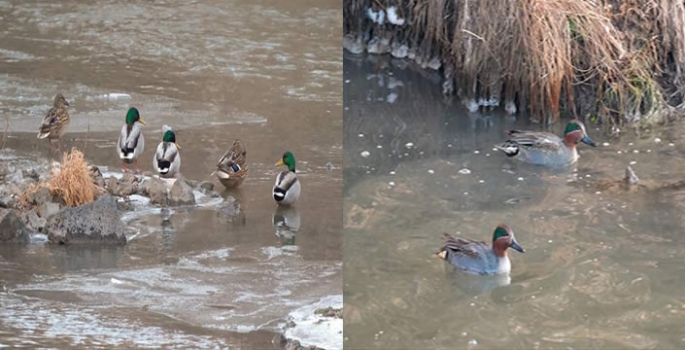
[343,55,685,349]
[0,0,341,348]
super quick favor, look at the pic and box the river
[343,53,685,349]
[0,1,342,348]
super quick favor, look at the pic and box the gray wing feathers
[275,171,298,191]
[156,142,178,162]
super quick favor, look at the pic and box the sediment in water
[344,0,685,125]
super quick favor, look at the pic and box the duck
[37,93,71,152]
[437,224,525,275]
[213,139,248,189]
[273,151,300,206]
[154,125,181,178]
[117,107,145,173]
[494,119,596,166]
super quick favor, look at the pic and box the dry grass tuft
[48,148,97,207]
[345,0,685,125]
[23,148,98,208]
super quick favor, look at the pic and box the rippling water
[343,55,685,349]
[0,1,342,348]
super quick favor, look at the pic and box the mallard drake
[117,107,146,173]
[437,224,525,275]
[154,125,181,178]
[37,93,71,152]
[273,151,300,206]
[494,119,596,166]
[213,139,248,189]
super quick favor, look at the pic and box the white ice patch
[284,295,343,350]
[386,6,405,25]
[366,8,385,25]
[92,93,132,101]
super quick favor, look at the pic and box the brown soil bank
[344,0,685,125]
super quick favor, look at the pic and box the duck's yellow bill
[175,142,182,150]
[139,118,146,125]
[275,159,285,166]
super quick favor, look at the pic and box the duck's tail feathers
[37,132,50,139]
[157,160,171,174]
[273,188,286,202]
[494,142,519,157]
[436,248,448,260]
[120,148,135,160]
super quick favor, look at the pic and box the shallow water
[0,1,342,348]
[343,55,685,349]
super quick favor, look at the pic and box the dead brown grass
[49,148,97,206]
[344,0,685,125]
[23,148,98,207]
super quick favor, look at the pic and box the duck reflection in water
[160,208,175,251]
[272,206,300,246]
[441,266,513,297]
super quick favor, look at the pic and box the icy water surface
[0,1,342,348]
[343,55,685,349]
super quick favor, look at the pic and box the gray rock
[7,169,23,184]
[22,168,40,182]
[3,183,23,198]
[0,183,20,209]
[0,162,9,177]
[116,199,134,212]
[198,181,214,192]
[105,176,117,193]
[169,177,196,206]
[89,166,105,187]
[28,186,54,206]
[0,209,31,243]
[109,173,138,197]
[285,340,301,350]
[142,177,168,205]
[38,202,61,219]
[185,179,199,188]
[0,194,14,209]
[272,333,287,347]
[22,210,47,232]
[45,195,127,245]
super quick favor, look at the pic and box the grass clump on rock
[23,148,101,208]
[344,0,685,125]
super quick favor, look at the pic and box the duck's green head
[275,151,296,172]
[162,129,181,149]
[125,107,145,125]
[564,119,595,147]
[492,224,525,255]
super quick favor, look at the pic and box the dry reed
[344,0,685,124]
[23,148,97,207]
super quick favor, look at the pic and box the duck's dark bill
[510,240,525,253]
[581,136,597,147]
